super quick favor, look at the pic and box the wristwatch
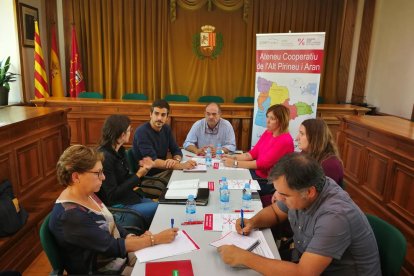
[174,157,181,162]
[233,160,238,168]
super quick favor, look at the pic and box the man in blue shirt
[183,102,236,155]
[132,100,196,185]
[218,153,381,276]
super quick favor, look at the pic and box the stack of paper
[165,179,199,199]
[210,231,260,251]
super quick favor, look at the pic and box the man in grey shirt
[218,153,381,275]
[183,102,236,155]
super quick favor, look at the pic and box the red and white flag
[34,21,49,99]
[69,26,86,97]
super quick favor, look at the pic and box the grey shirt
[277,177,381,276]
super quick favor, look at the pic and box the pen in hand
[171,218,174,228]
[240,209,245,236]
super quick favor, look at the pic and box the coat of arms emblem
[192,25,223,60]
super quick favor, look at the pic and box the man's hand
[180,160,197,170]
[218,245,248,267]
[165,159,178,169]
[235,217,254,236]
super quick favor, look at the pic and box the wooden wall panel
[343,138,365,184]
[68,118,82,144]
[363,148,388,201]
[42,132,63,177]
[390,162,414,224]
[16,142,43,196]
[84,118,106,146]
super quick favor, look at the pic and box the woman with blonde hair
[49,145,177,274]
[296,118,344,187]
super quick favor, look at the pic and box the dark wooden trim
[352,0,376,104]
[336,0,358,104]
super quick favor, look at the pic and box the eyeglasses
[205,122,219,135]
[86,169,105,179]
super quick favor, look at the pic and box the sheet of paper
[183,164,207,172]
[135,230,199,263]
[210,231,259,251]
[204,213,254,232]
[168,179,199,189]
[250,230,275,259]
[226,179,261,190]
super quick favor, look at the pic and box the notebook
[146,260,194,276]
[165,179,200,199]
[159,188,210,206]
[210,231,260,251]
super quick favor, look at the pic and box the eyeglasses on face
[86,169,105,178]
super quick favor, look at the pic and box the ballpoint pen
[181,220,203,225]
[234,209,254,212]
[171,218,174,228]
[240,209,245,236]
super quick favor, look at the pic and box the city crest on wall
[192,25,223,60]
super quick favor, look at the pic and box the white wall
[0,0,23,103]
[19,0,49,101]
[365,0,414,119]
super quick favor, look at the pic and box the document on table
[226,179,261,190]
[210,231,260,251]
[183,164,207,172]
[204,213,254,232]
[250,230,275,259]
[135,230,200,263]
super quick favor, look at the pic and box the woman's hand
[154,228,179,244]
[139,157,154,171]
[222,156,236,167]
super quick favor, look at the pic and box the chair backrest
[233,96,254,103]
[39,214,64,274]
[77,92,103,99]
[122,93,148,100]
[366,214,407,276]
[125,148,138,172]
[164,94,189,102]
[198,95,224,103]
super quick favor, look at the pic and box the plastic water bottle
[220,180,230,212]
[242,183,252,209]
[205,147,212,168]
[216,143,223,160]
[186,195,197,222]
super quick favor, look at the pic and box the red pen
[181,221,204,225]
[234,209,254,212]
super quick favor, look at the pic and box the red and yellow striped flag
[34,21,49,99]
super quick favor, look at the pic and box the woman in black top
[97,115,158,222]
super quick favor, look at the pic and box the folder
[159,188,210,206]
[145,260,194,276]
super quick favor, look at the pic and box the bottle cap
[188,194,195,200]
[244,183,250,189]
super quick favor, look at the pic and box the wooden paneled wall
[0,107,70,272]
[32,98,370,151]
[337,115,414,274]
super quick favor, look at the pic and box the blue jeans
[115,198,158,222]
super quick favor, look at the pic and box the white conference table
[132,152,280,275]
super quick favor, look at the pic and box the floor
[23,251,51,276]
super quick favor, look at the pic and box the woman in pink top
[222,104,294,195]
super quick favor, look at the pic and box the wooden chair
[122,93,148,100]
[164,94,189,102]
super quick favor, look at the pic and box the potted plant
[0,56,18,106]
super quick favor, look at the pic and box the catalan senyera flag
[50,25,64,97]
[34,21,49,99]
[69,26,86,97]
